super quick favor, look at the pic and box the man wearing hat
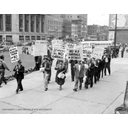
[0,55,11,87]
[13,59,25,94]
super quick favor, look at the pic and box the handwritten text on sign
[9,47,19,63]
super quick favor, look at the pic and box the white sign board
[68,44,83,60]
[32,43,47,56]
[92,47,104,59]
[52,40,66,60]
[9,47,19,63]
[81,42,92,58]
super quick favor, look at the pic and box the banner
[68,45,83,60]
[52,40,65,60]
[9,46,19,63]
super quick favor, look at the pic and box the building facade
[0,14,46,43]
[71,23,78,38]
[87,25,109,41]
[109,14,128,44]
[44,14,63,39]
[61,14,88,39]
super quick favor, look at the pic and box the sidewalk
[0,58,128,114]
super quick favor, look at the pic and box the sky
[88,14,109,26]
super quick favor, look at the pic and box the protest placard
[52,40,65,60]
[9,46,19,63]
[32,43,47,56]
[81,42,92,58]
[92,47,104,59]
[68,45,83,60]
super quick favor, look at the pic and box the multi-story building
[87,25,109,41]
[61,14,88,39]
[71,23,78,38]
[62,19,72,38]
[0,14,45,43]
[44,14,63,39]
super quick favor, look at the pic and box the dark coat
[42,61,51,74]
[74,63,85,78]
[55,67,66,86]
[13,65,25,80]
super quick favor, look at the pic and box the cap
[17,59,22,63]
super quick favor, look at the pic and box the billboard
[109,14,128,29]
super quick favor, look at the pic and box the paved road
[0,58,128,114]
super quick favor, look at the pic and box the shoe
[5,82,7,85]
[20,89,23,91]
[59,85,62,90]
[85,86,88,89]
[45,88,48,91]
[73,89,77,92]
[16,90,18,94]
[71,80,74,82]
[79,86,82,90]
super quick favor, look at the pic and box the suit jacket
[74,63,85,78]
[42,61,51,74]
[13,65,25,79]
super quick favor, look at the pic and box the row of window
[0,35,45,42]
[47,20,62,26]
[19,14,45,33]
[0,14,12,31]
[0,14,45,33]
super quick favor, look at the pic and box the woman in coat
[55,60,66,90]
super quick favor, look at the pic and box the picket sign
[80,42,92,58]
[52,40,66,60]
[92,46,104,59]
[68,44,83,60]
[9,46,19,63]
[32,40,47,56]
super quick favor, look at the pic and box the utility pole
[114,14,117,48]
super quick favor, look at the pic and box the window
[31,36,35,40]
[19,36,24,41]
[36,15,40,32]
[31,15,35,32]
[25,36,30,41]
[19,14,23,32]
[0,15,3,31]
[0,35,2,43]
[6,35,12,42]
[37,36,40,40]
[5,14,12,31]
[25,14,29,32]
[41,15,44,33]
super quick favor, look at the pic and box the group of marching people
[40,51,111,92]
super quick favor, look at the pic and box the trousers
[43,72,49,89]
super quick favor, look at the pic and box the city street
[0,58,128,114]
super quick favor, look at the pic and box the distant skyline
[88,14,109,26]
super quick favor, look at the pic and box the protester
[41,56,51,91]
[104,54,111,76]
[88,59,95,88]
[0,55,11,87]
[63,54,69,73]
[55,59,66,90]
[93,58,99,84]
[69,60,77,82]
[73,60,85,91]
[13,59,25,94]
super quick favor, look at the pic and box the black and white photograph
[0,12,128,115]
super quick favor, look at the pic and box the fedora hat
[17,59,22,63]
